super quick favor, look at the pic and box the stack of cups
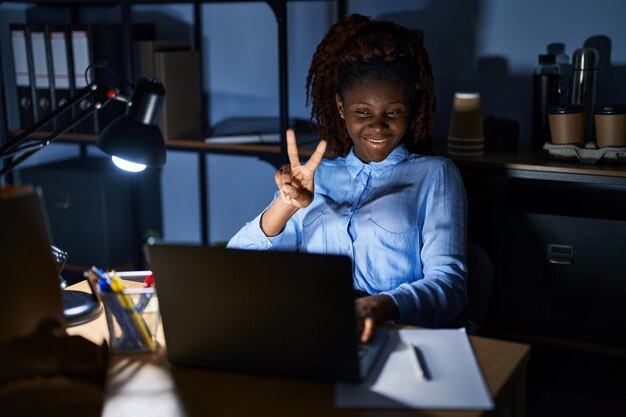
[447,92,485,156]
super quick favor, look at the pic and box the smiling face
[335,76,410,163]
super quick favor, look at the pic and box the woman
[228,14,467,341]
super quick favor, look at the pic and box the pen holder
[101,288,159,354]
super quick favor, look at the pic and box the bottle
[569,48,599,144]
[532,54,561,148]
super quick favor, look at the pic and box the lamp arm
[0,83,117,177]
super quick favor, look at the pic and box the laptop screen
[146,244,367,382]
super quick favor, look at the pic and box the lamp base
[62,290,102,327]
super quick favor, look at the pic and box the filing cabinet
[17,156,162,270]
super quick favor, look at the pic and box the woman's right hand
[261,130,326,237]
[274,129,327,209]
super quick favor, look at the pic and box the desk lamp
[0,76,166,175]
[0,77,166,326]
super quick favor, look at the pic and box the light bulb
[112,155,147,172]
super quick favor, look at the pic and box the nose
[368,115,389,130]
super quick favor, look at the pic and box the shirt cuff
[382,284,421,325]
[227,212,278,250]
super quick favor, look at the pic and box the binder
[137,40,189,78]
[69,25,97,133]
[9,24,35,129]
[28,25,53,127]
[153,50,203,139]
[48,26,73,131]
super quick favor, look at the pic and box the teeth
[365,137,386,143]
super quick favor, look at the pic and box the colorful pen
[110,274,155,350]
[135,273,155,313]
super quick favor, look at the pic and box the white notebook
[335,328,494,410]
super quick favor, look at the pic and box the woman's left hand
[355,294,398,343]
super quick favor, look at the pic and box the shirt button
[345,245,351,252]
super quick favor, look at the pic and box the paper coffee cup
[594,105,626,148]
[548,105,585,146]
[447,92,484,156]
[448,92,484,140]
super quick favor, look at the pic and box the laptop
[145,243,389,383]
[0,185,101,341]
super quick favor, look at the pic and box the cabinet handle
[546,243,575,265]
[52,192,70,210]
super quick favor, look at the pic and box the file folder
[9,24,35,129]
[48,26,73,131]
[137,40,189,78]
[69,26,97,133]
[153,50,202,139]
[28,25,53,127]
[137,40,193,139]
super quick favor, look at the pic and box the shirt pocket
[301,210,326,254]
[366,218,421,291]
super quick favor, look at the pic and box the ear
[335,94,345,119]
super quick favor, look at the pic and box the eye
[355,109,370,117]
[386,109,403,117]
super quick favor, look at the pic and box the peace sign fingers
[286,128,327,173]
[286,129,301,168]
[304,138,327,172]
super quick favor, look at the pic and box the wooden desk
[65,281,530,417]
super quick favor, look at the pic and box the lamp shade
[96,77,166,167]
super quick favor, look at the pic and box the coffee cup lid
[454,92,480,100]
[548,104,585,114]
[594,104,626,115]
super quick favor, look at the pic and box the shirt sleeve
[383,159,468,327]
[227,193,301,251]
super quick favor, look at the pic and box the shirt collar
[346,144,409,179]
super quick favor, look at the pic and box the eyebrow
[349,101,407,106]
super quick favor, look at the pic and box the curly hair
[306,14,435,158]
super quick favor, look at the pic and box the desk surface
[65,281,530,417]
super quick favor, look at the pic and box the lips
[363,136,388,144]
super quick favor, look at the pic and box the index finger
[286,129,301,168]
[361,317,375,344]
[304,139,327,172]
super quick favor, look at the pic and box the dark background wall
[2,0,625,243]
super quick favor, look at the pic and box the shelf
[432,142,626,185]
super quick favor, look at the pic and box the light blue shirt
[228,144,467,326]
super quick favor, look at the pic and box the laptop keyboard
[357,327,389,379]
[358,342,372,359]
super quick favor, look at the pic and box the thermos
[531,54,561,148]
[569,48,599,143]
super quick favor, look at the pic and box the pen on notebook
[410,343,431,381]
